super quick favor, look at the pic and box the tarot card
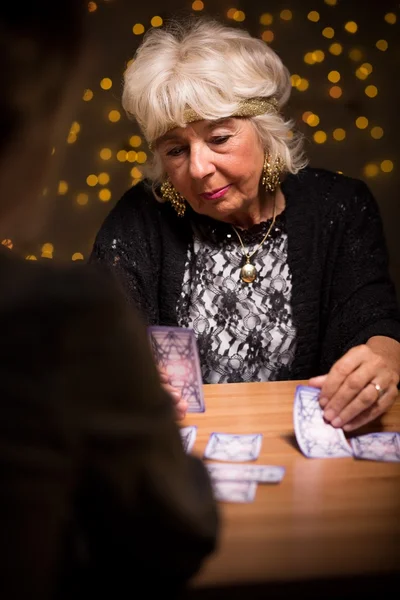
[212,480,258,503]
[206,462,285,483]
[293,385,353,458]
[350,432,400,462]
[179,425,197,454]
[148,325,205,412]
[204,432,263,462]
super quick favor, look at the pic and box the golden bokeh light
[2,239,13,249]
[127,151,137,162]
[129,135,142,147]
[364,163,379,177]
[291,74,301,87]
[82,89,94,101]
[58,181,68,195]
[329,85,342,98]
[306,113,320,127]
[136,151,148,164]
[329,43,342,55]
[76,193,89,206]
[384,13,397,25]
[130,167,143,179]
[192,1,204,10]
[88,2,97,13]
[260,13,273,25]
[327,70,340,83]
[376,39,388,51]
[108,110,121,123]
[308,11,320,22]
[99,148,112,160]
[117,150,127,162]
[370,126,384,139]
[99,189,112,202]
[355,116,368,129]
[98,173,110,185]
[333,128,346,141]
[72,253,84,261]
[86,174,98,187]
[151,16,163,27]
[344,21,358,34]
[313,131,327,144]
[132,23,145,35]
[262,30,274,43]
[297,78,309,91]
[322,27,335,38]
[349,48,363,61]
[381,160,394,173]
[100,78,112,90]
[365,85,378,98]
[233,11,246,22]
[280,10,292,21]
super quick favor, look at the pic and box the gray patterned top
[177,212,297,383]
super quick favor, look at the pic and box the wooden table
[182,380,400,599]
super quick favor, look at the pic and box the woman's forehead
[158,118,241,145]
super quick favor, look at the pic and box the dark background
[4,0,399,298]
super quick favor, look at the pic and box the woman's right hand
[158,367,188,421]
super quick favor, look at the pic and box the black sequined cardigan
[89,167,400,379]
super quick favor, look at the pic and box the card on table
[350,432,400,462]
[179,425,197,454]
[211,480,258,503]
[204,432,263,462]
[293,385,353,459]
[206,462,285,483]
[148,325,205,413]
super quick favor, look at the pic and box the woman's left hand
[308,343,399,431]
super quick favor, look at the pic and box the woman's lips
[200,185,231,200]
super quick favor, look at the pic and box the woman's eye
[211,135,230,145]
[166,146,186,157]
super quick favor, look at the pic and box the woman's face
[157,118,265,223]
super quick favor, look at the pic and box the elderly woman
[89,17,400,432]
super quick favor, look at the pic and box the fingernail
[319,396,328,408]
[324,408,335,422]
[331,416,342,427]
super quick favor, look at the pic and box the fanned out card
[350,432,400,462]
[148,325,205,413]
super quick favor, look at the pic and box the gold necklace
[231,197,277,284]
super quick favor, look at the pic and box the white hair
[122,17,308,186]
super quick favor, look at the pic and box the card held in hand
[148,325,205,413]
[293,385,353,459]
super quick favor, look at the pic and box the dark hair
[0,1,87,154]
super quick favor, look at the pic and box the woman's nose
[189,145,216,180]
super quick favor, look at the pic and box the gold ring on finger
[368,381,387,400]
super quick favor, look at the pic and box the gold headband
[148,96,278,150]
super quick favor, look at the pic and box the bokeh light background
[3,0,399,298]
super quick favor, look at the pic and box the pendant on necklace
[240,258,257,283]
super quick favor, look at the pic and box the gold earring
[262,153,284,194]
[160,179,186,217]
